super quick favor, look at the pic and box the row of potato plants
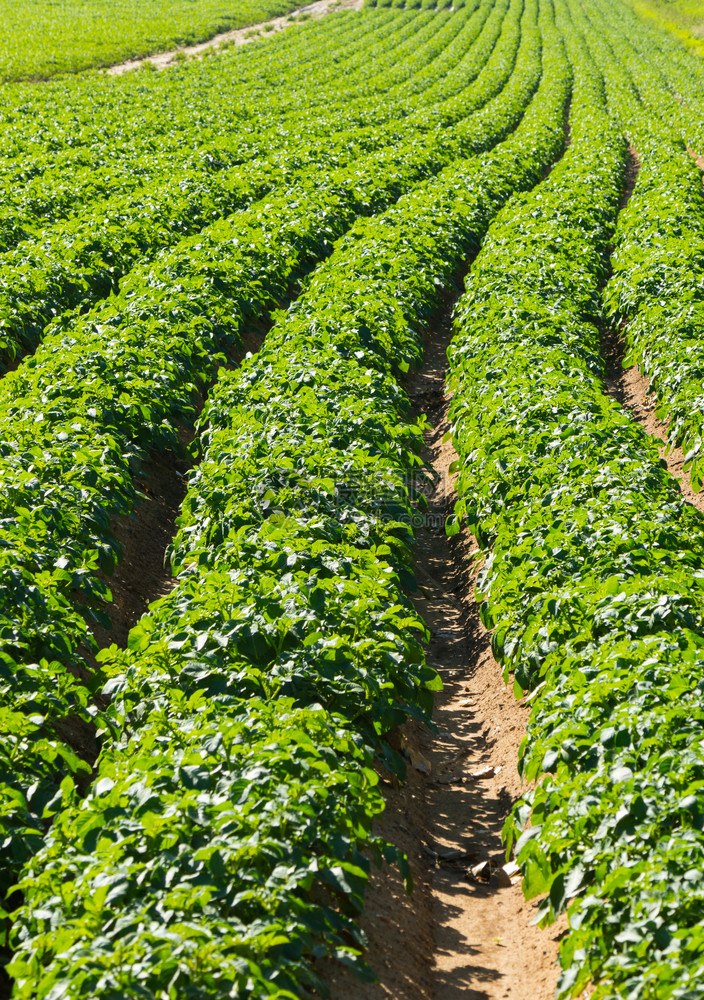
[397,0,522,118]
[448,11,704,997]
[358,0,516,113]
[0,0,301,81]
[0,8,464,360]
[0,1,541,954]
[0,5,485,252]
[568,0,704,494]
[583,0,704,154]
[0,2,516,367]
[0,5,383,170]
[0,0,504,256]
[0,3,468,193]
[391,0,494,95]
[575,0,698,148]
[380,2,479,89]
[366,0,471,9]
[0,0,531,650]
[0,7,389,227]
[5,13,570,994]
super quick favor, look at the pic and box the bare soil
[106,0,363,75]
[91,327,266,654]
[602,145,704,513]
[325,300,566,1000]
[90,450,191,650]
[602,326,704,514]
[688,146,704,173]
[620,145,641,209]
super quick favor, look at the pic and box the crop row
[447,5,704,996]
[0,9,382,200]
[0,4,514,366]
[0,0,301,81]
[0,3,481,190]
[566,0,704,494]
[0,0,533,644]
[381,2,481,91]
[391,0,494,95]
[574,0,695,145]
[607,148,704,485]
[0,15,411,248]
[0,0,527,369]
[0,0,543,954]
[0,7,385,165]
[0,7,467,249]
[5,10,570,993]
[583,0,704,153]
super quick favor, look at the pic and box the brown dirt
[602,145,704,513]
[106,0,363,76]
[688,146,704,173]
[602,326,704,514]
[325,300,566,1000]
[91,328,266,654]
[90,450,191,651]
[620,145,641,208]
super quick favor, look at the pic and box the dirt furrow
[89,327,267,657]
[324,106,578,996]
[602,326,704,514]
[409,305,565,1000]
[325,297,565,1000]
[601,145,704,514]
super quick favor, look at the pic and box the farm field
[0,0,306,79]
[4,0,704,998]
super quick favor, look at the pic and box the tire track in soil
[325,294,566,1000]
[602,145,704,515]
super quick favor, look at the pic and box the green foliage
[8,0,704,994]
[585,0,704,497]
[448,5,704,997]
[0,0,540,372]
[0,0,490,930]
[3,2,571,993]
[621,0,704,57]
[0,0,302,80]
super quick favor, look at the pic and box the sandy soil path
[106,0,363,76]
[324,299,566,1000]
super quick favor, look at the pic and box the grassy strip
[6,15,569,994]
